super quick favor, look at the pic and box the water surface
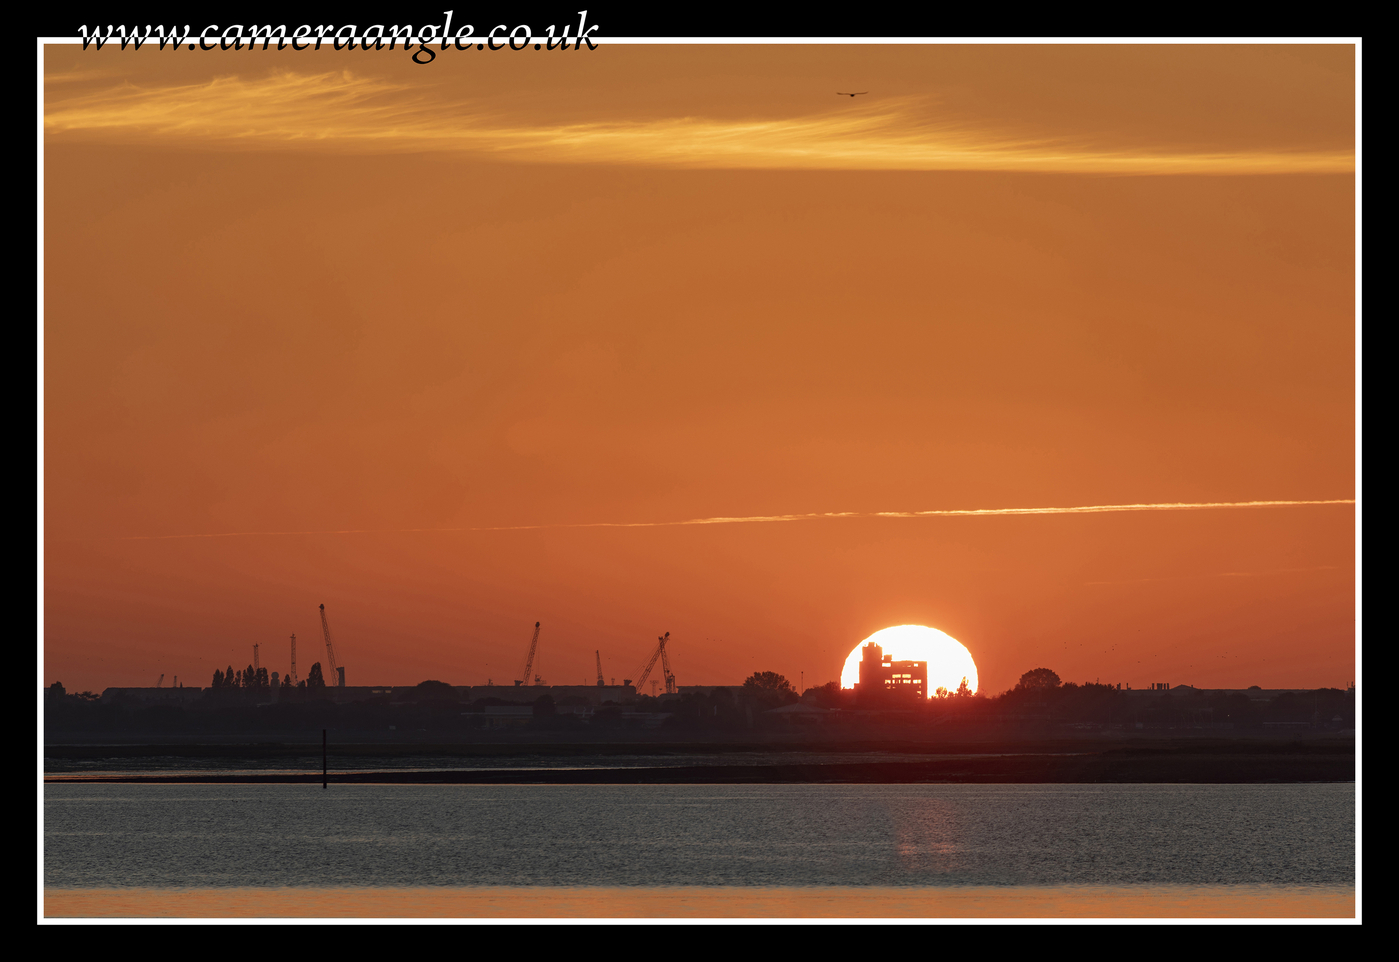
[46,783,1352,887]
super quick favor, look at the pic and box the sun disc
[840,625,978,698]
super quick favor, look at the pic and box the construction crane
[516,622,541,686]
[596,650,605,687]
[660,638,677,694]
[289,634,298,685]
[155,673,164,688]
[253,643,260,673]
[633,632,675,695]
[319,604,339,684]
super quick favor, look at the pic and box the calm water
[45,783,1353,890]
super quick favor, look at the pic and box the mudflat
[44,736,1353,784]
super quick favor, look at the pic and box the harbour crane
[596,650,604,687]
[516,622,541,686]
[660,638,676,695]
[155,673,164,688]
[289,634,298,686]
[319,604,339,684]
[253,643,260,673]
[634,632,676,695]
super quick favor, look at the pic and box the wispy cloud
[43,67,122,85]
[70,498,1354,542]
[1085,565,1341,586]
[45,71,1354,174]
[467,498,1357,531]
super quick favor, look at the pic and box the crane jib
[634,632,674,694]
[520,622,542,685]
[319,603,339,676]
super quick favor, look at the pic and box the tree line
[210,662,328,689]
[734,666,1354,727]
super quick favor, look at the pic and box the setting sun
[840,625,979,698]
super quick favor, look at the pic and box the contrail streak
[77,499,1354,542]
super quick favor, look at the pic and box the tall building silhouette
[856,642,927,701]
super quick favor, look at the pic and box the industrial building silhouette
[855,642,928,701]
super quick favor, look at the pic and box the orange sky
[42,43,1355,694]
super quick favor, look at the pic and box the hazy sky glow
[42,43,1355,695]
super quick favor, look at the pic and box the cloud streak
[78,498,1354,542]
[1084,565,1341,586]
[45,71,1354,174]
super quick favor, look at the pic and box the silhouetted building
[99,687,207,707]
[855,643,927,700]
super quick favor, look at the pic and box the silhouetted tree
[416,680,455,702]
[803,681,844,708]
[1016,668,1061,691]
[743,671,799,709]
[935,686,950,699]
[307,662,325,688]
[744,671,795,694]
[212,668,225,688]
[955,677,973,698]
[225,665,239,688]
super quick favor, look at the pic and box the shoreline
[44,752,1354,784]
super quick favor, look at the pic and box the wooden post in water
[322,729,327,789]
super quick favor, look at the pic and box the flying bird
[836,91,868,97]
